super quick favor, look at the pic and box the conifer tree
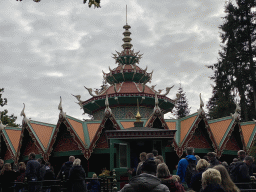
[0,88,18,127]
[173,85,190,119]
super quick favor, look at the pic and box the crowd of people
[0,149,255,192]
[121,148,256,192]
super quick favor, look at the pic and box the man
[57,156,75,180]
[237,150,246,162]
[231,156,255,189]
[206,152,220,168]
[152,149,158,158]
[25,152,41,192]
[177,147,197,187]
[37,158,46,181]
[119,159,170,192]
[0,159,4,171]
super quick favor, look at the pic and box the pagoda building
[0,21,255,178]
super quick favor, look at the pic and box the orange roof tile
[209,119,232,146]
[121,122,135,129]
[180,116,197,144]
[5,129,21,152]
[67,119,86,145]
[87,123,100,142]
[105,82,155,95]
[241,124,255,146]
[30,123,54,149]
[166,122,176,130]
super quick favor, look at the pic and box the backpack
[230,162,243,183]
[184,158,197,185]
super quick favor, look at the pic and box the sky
[0,0,228,125]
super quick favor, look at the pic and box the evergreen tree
[173,85,190,119]
[0,88,18,127]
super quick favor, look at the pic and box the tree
[0,88,18,127]
[173,85,190,119]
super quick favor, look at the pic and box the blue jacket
[177,155,197,183]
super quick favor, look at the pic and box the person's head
[73,158,81,166]
[206,152,216,161]
[196,159,210,172]
[19,162,26,171]
[69,156,75,162]
[45,162,51,167]
[244,156,254,166]
[152,150,158,157]
[186,147,194,155]
[233,158,238,163]
[1,163,12,175]
[172,175,180,182]
[156,163,171,178]
[213,165,239,192]
[0,159,4,168]
[37,158,43,164]
[238,150,246,160]
[92,173,97,179]
[154,159,162,166]
[195,155,201,162]
[29,152,36,160]
[155,155,164,163]
[139,152,147,162]
[141,159,157,175]
[146,153,154,160]
[202,168,221,189]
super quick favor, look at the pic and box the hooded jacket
[177,155,197,183]
[119,173,170,192]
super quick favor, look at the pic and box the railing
[234,181,256,192]
[0,169,120,192]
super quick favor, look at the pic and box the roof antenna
[126,5,128,25]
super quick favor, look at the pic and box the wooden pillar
[110,140,114,171]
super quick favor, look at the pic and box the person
[230,156,255,190]
[177,147,197,188]
[37,158,46,181]
[25,152,41,192]
[152,150,158,158]
[136,152,146,175]
[190,159,209,192]
[206,152,220,168]
[201,168,225,192]
[213,165,240,192]
[157,163,185,192]
[69,158,87,192]
[0,159,4,171]
[44,162,55,180]
[0,163,17,192]
[146,153,154,160]
[87,173,100,192]
[119,159,170,192]
[57,156,75,180]
[237,150,246,162]
[15,162,26,192]
[155,155,164,163]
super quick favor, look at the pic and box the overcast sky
[0,0,227,125]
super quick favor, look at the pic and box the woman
[69,158,87,192]
[190,159,209,192]
[213,165,240,192]
[157,163,185,192]
[16,162,26,182]
[201,168,225,192]
[87,173,100,192]
[136,152,146,175]
[0,163,17,192]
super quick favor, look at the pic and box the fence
[234,181,256,192]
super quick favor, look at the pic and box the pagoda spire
[122,6,132,50]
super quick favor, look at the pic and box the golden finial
[135,99,141,122]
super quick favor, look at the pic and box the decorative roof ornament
[135,99,142,122]
[72,94,84,109]
[153,93,162,116]
[0,113,6,131]
[84,87,97,97]
[104,94,112,117]
[231,102,241,121]
[58,96,66,118]
[197,93,205,116]
[20,103,30,124]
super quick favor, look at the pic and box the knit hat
[141,159,157,173]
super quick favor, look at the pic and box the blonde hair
[156,163,171,178]
[73,158,81,166]
[140,152,147,162]
[19,162,26,170]
[0,163,11,175]
[213,165,240,192]
[172,175,180,182]
[196,159,210,171]
[92,173,98,179]
[202,168,221,189]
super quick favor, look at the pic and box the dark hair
[141,159,157,174]
[45,162,51,166]
[152,150,158,156]
[29,152,36,159]
[186,147,194,155]
[37,158,43,164]
[245,156,254,163]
